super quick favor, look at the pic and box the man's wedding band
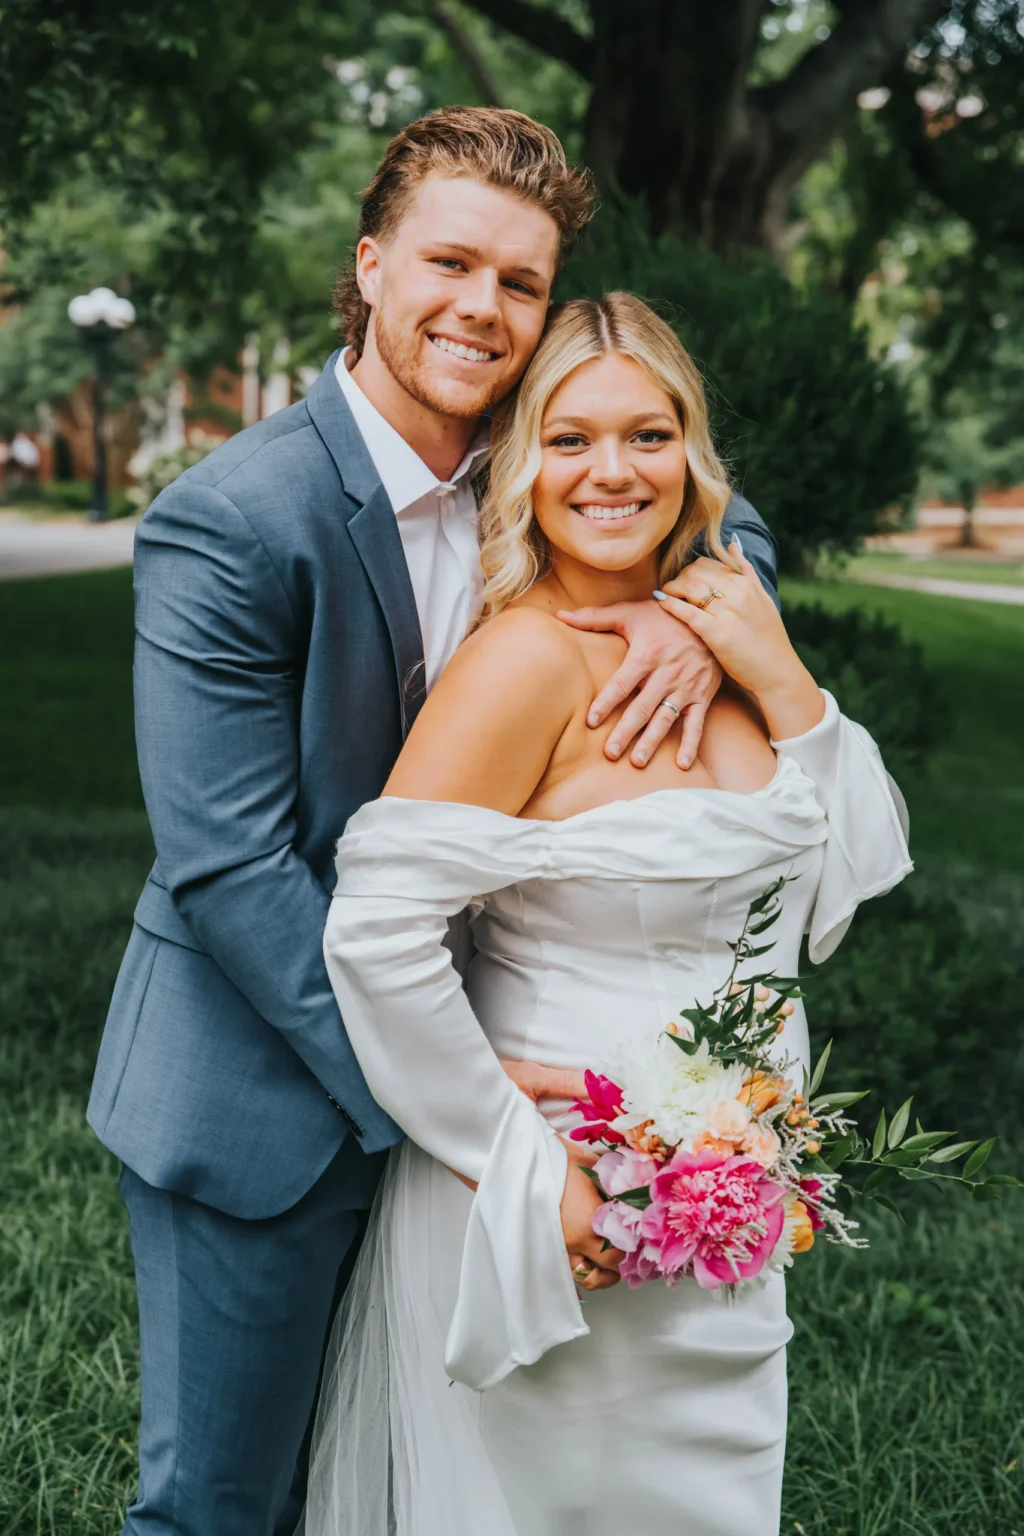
[573,1260,595,1282]
[660,700,681,718]
[698,587,725,610]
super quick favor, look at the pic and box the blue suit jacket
[88,352,779,1219]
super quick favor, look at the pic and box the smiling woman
[479,292,734,615]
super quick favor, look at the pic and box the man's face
[355,173,559,420]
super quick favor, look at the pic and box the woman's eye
[548,434,587,449]
[634,430,672,444]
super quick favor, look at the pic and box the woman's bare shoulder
[383,606,589,813]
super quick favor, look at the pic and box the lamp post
[68,287,135,523]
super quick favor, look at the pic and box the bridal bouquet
[572,877,1020,1294]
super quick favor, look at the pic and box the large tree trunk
[582,0,775,249]
[467,0,949,256]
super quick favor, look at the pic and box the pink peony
[620,1244,661,1288]
[641,1149,786,1290]
[592,1199,644,1254]
[569,1071,626,1147]
[593,1148,659,1198]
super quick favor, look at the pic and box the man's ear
[355,236,382,308]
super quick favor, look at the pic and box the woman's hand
[657,543,825,741]
[501,1060,621,1291]
[561,1149,623,1292]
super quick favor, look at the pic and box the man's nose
[452,268,502,324]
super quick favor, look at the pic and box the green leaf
[871,1194,906,1223]
[613,1186,653,1209]
[823,1135,855,1170]
[900,1131,954,1153]
[927,1140,978,1164]
[666,1033,699,1055]
[863,1166,891,1194]
[887,1097,913,1150]
[971,1182,1001,1203]
[984,1173,1024,1187]
[962,1138,996,1179]
[813,1090,870,1112]
[871,1108,887,1161]
[808,1039,832,1099]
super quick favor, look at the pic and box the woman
[307,294,912,1535]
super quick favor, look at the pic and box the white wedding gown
[306,692,912,1536]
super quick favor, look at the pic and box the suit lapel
[306,353,426,736]
[347,486,427,734]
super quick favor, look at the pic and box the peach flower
[786,1199,816,1254]
[737,1071,783,1116]
[742,1124,782,1169]
[704,1098,751,1144]
[692,1131,737,1158]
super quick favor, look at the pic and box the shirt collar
[335,348,489,515]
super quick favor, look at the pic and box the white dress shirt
[335,351,489,691]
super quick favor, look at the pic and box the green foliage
[785,600,943,780]
[561,218,920,571]
[128,437,221,514]
[802,881,1024,1141]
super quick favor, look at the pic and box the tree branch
[426,0,506,105]
[756,0,948,146]
[461,0,595,80]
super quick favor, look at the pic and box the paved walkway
[851,570,1024,606]
[0,513,137,579]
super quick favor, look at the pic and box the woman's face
[532,352,688,577]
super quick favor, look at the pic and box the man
[89,107,778,1536]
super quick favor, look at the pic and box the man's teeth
[430,335,496,362]
[575,503,646,521]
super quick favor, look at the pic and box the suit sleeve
[720,491,780,610]
[132,479,399,1152]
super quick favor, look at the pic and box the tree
[461,0,953,250]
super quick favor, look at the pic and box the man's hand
[557,598,723,770]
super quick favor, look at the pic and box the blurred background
[1,3,1022,1532]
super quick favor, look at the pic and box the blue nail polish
[732,535,744,555]
[653,589,667,600]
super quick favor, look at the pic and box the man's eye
[502,279,538,297]
[432,258,465,271]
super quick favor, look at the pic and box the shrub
[560,215,920,572]
[802,882,1024,1143]
[786,601,943,779]
[127,432,223,512]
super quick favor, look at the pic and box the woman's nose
[589,445,634,488]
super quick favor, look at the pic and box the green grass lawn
[1,568,1021,1535]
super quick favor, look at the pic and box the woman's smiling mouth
[571,501,651,522]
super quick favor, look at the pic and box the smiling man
[88,108,779,1536]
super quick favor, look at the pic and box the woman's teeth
[574,503,647,521]
[430,336,496,362]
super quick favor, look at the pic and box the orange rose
[738,1071,782,1115]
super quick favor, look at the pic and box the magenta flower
[641,1149,786,1290]
[569,1070,626,1147]
[620,1244,661,1288]
[798,1177,826,1232]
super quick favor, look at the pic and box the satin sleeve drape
[323,805,586,1391]
[772,690,913,963]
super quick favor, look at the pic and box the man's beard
[372,303,510,421]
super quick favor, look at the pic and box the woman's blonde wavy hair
[479,292,734,618]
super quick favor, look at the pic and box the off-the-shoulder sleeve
[323,799,586,1391]
[772,691,913,963]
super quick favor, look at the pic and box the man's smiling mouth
[572,501,651,521]
[428,333,500,363]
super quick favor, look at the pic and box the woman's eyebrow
[544,412,677,430]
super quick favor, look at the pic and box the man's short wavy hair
[333,107,595,359]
